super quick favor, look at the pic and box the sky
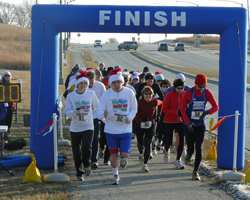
[1,0,249,43]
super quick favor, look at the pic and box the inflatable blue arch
[30,5,247,169]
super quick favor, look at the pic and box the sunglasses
[176,87,184,90]
[157,80,162,82]
[144,93,152,95]
[4,75,10,77]
[162,85,169,88]
[198,85,206,89]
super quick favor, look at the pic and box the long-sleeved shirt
[65,90,99,132]
[180,86,219,125]
[88,81,106,119]
[97,87,137,134]
[134,99,162,125]
[136,82,164,101]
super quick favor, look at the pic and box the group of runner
[64,62,219,185]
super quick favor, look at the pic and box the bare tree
[14,0,33,28]
[15,5,26,27]
[0,2,17,25]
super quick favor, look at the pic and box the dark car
[174,43,185,51]
[158,43,168,51]
[118,41,138,50]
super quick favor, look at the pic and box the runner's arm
[180,89,192,124]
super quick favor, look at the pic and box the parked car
[94,40,102,47]
[158,43,168,51]
[174,43,185,51]
[118,41,138,50]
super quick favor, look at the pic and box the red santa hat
[109,68,124,84]
[75,71,89,87]
[86,67,94,72]
[155,71,163,75]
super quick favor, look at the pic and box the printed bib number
[115,114,126,124]
[141,121,152,129]
[191,111,203,120]
[76,113,88,123]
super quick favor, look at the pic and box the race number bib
[114,114,126,124]
[76,113,88,123]
[191,111,203,120]
[141,121,152,129]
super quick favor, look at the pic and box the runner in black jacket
[136,72,164,101]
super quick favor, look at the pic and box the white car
[94,40,102,47]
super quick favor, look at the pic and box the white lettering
[125,11,140,26]
[154,11,168,26]
[115,11,121,26]
[145,11,150,26]
[99,10,111,25]
[172,12,186,26]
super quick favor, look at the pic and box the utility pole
[247,0,250,50]
[59,0,63,85]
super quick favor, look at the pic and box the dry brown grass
[0,50,73,200]
[174,36,220,44]
[202,137,250,174]
[83,52,97,69]
[0,24,31,70]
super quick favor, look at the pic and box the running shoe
[156,144,161,151]
[141,164,149,172]
[163,151,170,163]
[85,167,92,176]
[91,162,98,170]
[149,153,153,160]
[174,160,185,169]
[77,174,84,181]
[120,157,128,168]
[161,146,165,151]
[182,147,187,158]
[112,175,120,185]
[152,150,157,155]
[139,154,144,164]
[192,171,200,180]
[98,149,104,159]
[104,161,110,165]
[184,155,191,165]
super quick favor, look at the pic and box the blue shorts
[105,132,132,154]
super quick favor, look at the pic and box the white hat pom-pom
[117,71,122,76]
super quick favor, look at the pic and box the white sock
[112,167,118,176]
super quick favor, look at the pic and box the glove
[187,122,194,132]
[74,107,81,114]
[199,110,208,123]
[177,110,182,117]
[142,116,149,122]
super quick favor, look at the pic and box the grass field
[0,24,31,70]
[0,50,74,200]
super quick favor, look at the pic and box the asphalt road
[68,139,233,200]
[67,43,250,199]
[74,43,250,152]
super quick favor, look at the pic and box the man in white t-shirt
[97,68,137,185]
[87,69,106,170]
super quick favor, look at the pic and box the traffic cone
[21,153,42,183]
[246,165,250,183]
[206,140,217,160]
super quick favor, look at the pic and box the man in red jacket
[180,74,219,181]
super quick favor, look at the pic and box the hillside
[0,23,31,70]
